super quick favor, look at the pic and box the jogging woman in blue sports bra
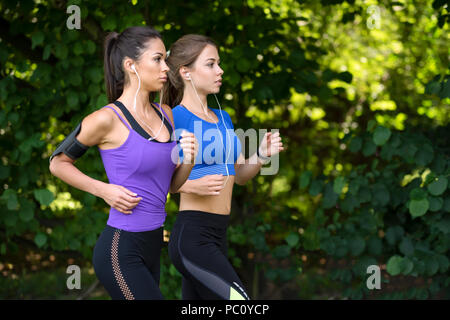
[163,34,285,300]
[49,26,198,300]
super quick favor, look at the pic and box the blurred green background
[0,0,449,300]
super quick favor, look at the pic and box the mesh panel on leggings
[111,229,135,300]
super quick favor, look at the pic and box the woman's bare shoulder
[76,104,118,146]
[85,104,118,129]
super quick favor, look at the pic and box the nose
[217,65,224,76]
[161,59,170,72]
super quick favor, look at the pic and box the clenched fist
[179,130,198,165]
[258,131,285,158]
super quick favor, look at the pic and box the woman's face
[134,38,169,92]
[188,44,224,95]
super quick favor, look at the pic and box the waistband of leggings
[177,210,230,228]
[105,224,163,236]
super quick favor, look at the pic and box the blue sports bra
[172,105,242,180]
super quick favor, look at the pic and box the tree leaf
[322,184,338,209]
[399,237,414,256]
[285,233,300,248]
[19,199,34,222]
[429,196,443,212]
[31,31,44,49]
[385,226,404,245]
[34,233,47,248]
[299,170,312,189]
[33,189,55,206]
[386,255,403,276]
[362,138,377,156]
[373,126,391,146]
[409,198,429,218]
[415,144,434,166]
[427,176,448,196]
[333,176,346,195]
[402,257,414,275]
[337,71,352,83]
[309,179,324,197]
[426,258,439,276]
[1,189,19,210]
[348,136,362,153]
[425,80,441,95]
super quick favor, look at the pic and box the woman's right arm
[177,175,226,196]
[49,108,141,214]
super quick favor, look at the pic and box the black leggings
[93,225,164,300]
[168,210,250,300]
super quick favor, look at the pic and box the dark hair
[162,34,217,107]
[104,26,162,103]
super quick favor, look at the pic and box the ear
[179,67,191,80]
[123,57,135,74]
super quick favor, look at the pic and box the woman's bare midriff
[179,175,235,215]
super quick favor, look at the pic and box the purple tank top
[99,105,178,232]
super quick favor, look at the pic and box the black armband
[49,122,89,162]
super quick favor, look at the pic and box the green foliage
[424,0,450,101]
[0,0,448,299]
[304,123,450,299]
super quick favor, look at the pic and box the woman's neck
[180,88,209,114]
[118,87,151,115]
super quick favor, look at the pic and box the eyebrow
[206,58,220,62]
[153,52,164,57]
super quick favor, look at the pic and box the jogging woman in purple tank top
[49,26,198,300]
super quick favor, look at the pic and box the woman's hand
[258,131,285,158]
[188,174,226,196]
[179,130,198,164]
[99,183,142,214]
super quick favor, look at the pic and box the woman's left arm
[159,104,198,193]
[234,131,285,185]
[169,128,198,193]
[170,161,195,193]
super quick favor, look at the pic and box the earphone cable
[189,78,231,187]
[133,67,165,141]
